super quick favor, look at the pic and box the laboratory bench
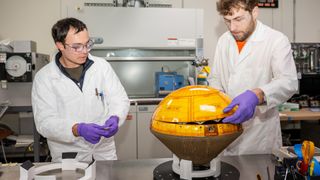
[129,97,163,105]
[0,154,276,180]
[280,108,320,121]
[280,108,320,147]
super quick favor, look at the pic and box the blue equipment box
[155,72,184,97]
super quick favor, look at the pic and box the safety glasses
[64,40,94,52]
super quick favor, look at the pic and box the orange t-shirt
[236,41,246,53]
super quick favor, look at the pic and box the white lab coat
[32,53,130,162]
[208,21,298,155]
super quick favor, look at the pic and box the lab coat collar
[246,20,265,42]
[227,21,265,63]
[54,52,94,90]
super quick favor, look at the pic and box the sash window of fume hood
[91,48,195,60]
[90,48,196,98]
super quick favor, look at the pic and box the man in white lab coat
[208,0,298,155]
[32,18,130,162]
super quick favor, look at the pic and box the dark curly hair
[51,17,87,43]
[216,0,258,16]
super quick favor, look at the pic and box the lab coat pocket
[84,92,109,122]
[53,86,82,116]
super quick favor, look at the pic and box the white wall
[295,0,320,42]
[260,0,294,41]
[0,0,61,56]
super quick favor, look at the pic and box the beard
[232,19,256,41]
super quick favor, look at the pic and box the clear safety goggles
[64,40,94,52]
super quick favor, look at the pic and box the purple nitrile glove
[99,116,119,138]
[77,123,106,144]
[222,90,259,124]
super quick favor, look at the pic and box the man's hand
[222,90,259,124]
[99,116,119,138]
[77,123,106,144]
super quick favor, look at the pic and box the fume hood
[62,1,203,48]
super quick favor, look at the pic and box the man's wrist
[251,88,265,105]
[72,124,79,137]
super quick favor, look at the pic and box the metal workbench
[0,154,276,180]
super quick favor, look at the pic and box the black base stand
[153,160,240,180]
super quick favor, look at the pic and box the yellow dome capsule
[151,85,241,137]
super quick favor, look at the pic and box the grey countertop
[130,98,163,105]
[0,154,276,180]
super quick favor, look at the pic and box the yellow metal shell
[151,85,241,137]
[152,85,236,123]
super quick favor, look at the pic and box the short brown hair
[51,17,87,43]
[216,0,258,16]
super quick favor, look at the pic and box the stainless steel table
[0,154,276,180]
